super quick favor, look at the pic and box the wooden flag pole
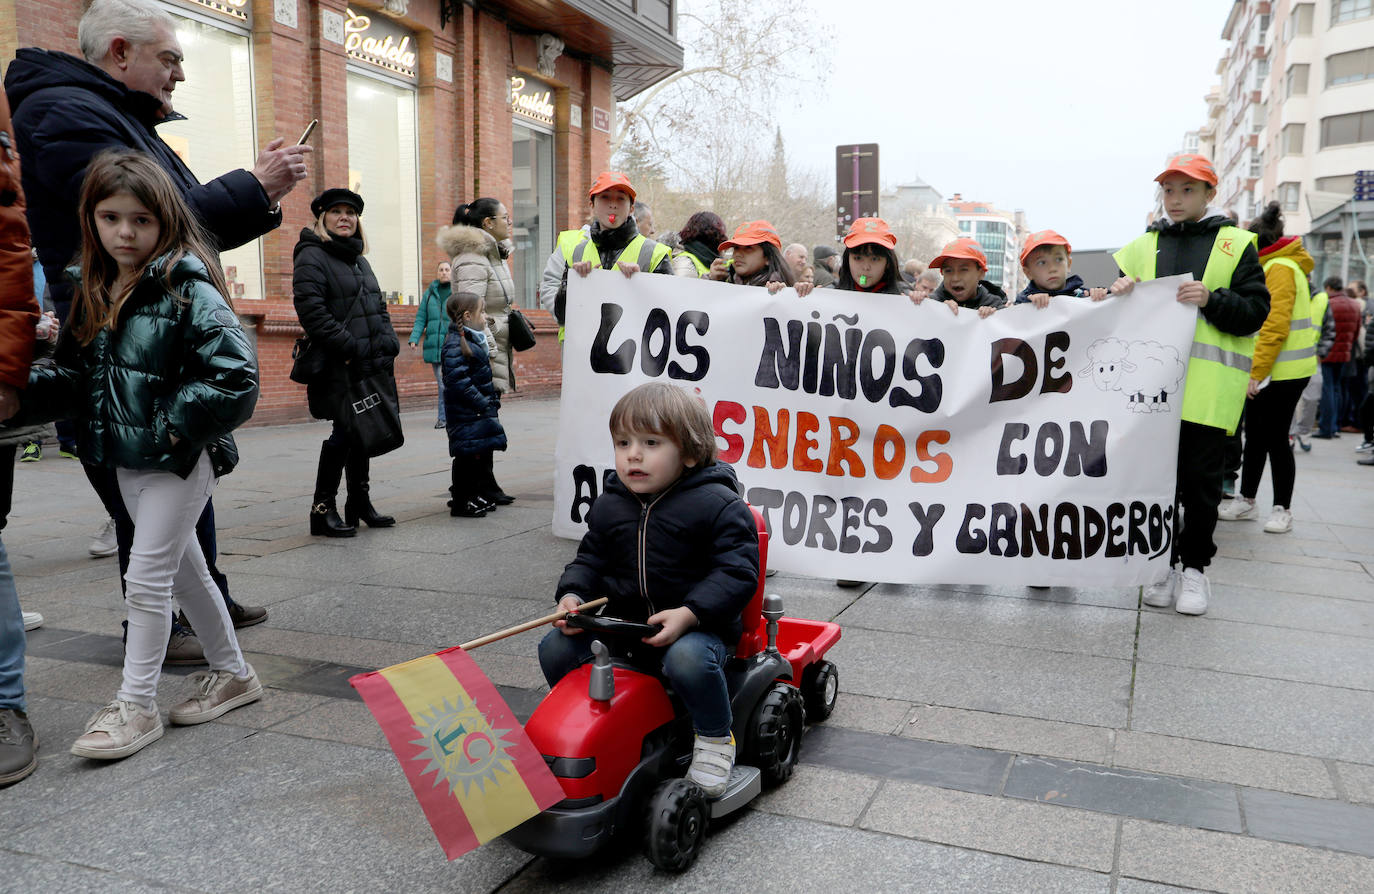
[459,597,609,651]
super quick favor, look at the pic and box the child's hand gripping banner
[350,648,565,859]
[555,271,1198,587]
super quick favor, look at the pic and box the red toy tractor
[504,508,840,871]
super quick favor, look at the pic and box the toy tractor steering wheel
[564,612,663,639]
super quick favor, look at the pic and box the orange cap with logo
[843,217,898,250]
[927,237,988,272]
[1154,154,1217,187]
[588,171,637,202]
[719,220,782,252]
[1019,230,1072,266]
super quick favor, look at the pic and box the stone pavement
[3,396,1374,893]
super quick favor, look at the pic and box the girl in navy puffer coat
[24,150,260,761]
[442,292,506,518]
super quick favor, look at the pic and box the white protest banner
[553,271,1198,587]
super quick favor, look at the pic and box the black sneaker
[19,443,40,462]
[0,708,37,786]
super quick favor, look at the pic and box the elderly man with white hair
[784,243,809,280]
[4,0,309,658]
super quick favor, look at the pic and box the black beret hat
[310,188,364,218]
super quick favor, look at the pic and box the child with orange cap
[1015,230,1109,307]
[708,221,813,296]
[539,172,673,339]
[916,237,1007,318]
[832,218,905,295]
[1109,153,1270,616]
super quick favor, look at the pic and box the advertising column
[344,6,421,303]
[511,74,556,310]
[157,0,262,300]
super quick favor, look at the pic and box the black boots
[310,440,355,537]
[478,451,515,505]
[450,454,489,517]
[344,451,396,528]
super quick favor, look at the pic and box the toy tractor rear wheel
[802,660,839,722]
[643,778,709,872]
[747,682,804,787]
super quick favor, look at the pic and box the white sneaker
[1263,506,1293,534]
[686,733,735,798]
[1143,568,1179,607]
[88,518,118,558]
[1356,441,1374,453]
[1175,568,1209,615]
[70,699,163,760]
[1216,496,1256,521]
[21,611,43,631]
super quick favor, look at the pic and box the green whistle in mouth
[859,275,868,286]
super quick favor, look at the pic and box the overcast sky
[770,0,1235,250]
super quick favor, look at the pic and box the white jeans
[116,453,247,708]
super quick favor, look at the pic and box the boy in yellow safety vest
[537,172,672,341]
[1109,154,1270,616]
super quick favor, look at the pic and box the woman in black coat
[292,188,400,536]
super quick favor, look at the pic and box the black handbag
[289,336,326,384]
[506,304,536,352]
[342,372,404,457]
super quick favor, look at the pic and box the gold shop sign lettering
[345,8,418,80]
[511,76,556,125]
[179,0,250,25]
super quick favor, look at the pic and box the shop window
[346,73,420,303]
[512,122,555,310]
[1320,109,1374,147]
[159,16,262,300]
[1326,47,1374,86]
[1283,123,1306,154]
[1286,63,1310,96]
[1332,0,1373,24]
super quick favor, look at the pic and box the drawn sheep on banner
[1078,338,1186,413]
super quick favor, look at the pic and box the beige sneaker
[70,700,163,760]
[1143,568,1179,608]
[686,732,735,798]
[169,665,263,725]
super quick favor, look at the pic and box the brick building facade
[1,0,682,423]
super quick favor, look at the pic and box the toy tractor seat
[733,506,771,661]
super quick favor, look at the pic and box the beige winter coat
[437,224,515,393]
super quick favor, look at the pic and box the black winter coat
[4,49,280,316]
[441,327,506,456]
[557,462,759,646]
[21,253,257,477]
[292,229,399,420]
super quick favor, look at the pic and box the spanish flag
[350,646,565,859]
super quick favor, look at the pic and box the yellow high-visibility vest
[1113,226,1258,433]
[1261,255,1317,381]
[556,230,673,342]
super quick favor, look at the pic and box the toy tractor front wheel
[643,779,709,872]
[747,682,805,787]
[802,660,839,722]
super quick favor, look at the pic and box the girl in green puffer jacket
[29,150,260,762]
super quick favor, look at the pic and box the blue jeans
[1319,362,1343,436]
[0,537,25,710]
[538,628,732,737]
[431,363,446,425]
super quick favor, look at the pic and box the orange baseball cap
[1019,230,1072,265]
[927,237,987,272]
[1154,153,1217,186]
[588,171,636,201]
[719,220,782,252]
[843,217,897,250]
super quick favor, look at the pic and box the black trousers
[450,452,485,503]
[1173,421,1227,572]
[1240,377,1307,508]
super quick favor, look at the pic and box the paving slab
[751,763,882,826]
[832,626,1132,727]
[1112,730,1335,799]
[1118,818,1374,893]
[822,691,914,736]
[1240,787,1374,858]
[1130,662,1374,764]
[859,779,1118,872]
[802,725,1008,795]
[501,810,1112,894]
[1203,583,1374,638]
[1334,761,1374,804]
[1003,755,1241,832]
[1203,556,1374,600]
[902,704,1112,765]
